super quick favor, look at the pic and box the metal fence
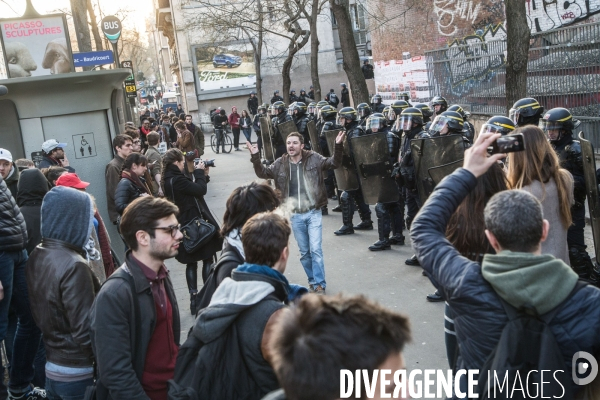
[425,21,600,147]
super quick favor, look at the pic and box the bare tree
[329,0,369,105]
[70,0,93,53]
[87,0,103,51]
[504,0,529,112]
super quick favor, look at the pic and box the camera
[489,133,525,154]
[194,158,216,167]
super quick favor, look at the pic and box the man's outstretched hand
[335,130,346,144]
[463,131,506,178]
[246,141,259,155]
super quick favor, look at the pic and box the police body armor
[276,119,297,144]
[411,134,467,205]
[321,120,341,157]
[295,115,311,149]
[259,116,276,163]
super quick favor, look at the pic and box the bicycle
[210,128,233,153]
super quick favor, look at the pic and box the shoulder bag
[170,178,216,253]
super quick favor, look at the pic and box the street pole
[112,41,132,123]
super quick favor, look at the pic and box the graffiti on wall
[443,23,507,95]
[526,0,600,32]
[433,0,482,36]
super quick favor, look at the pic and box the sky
[0,0,153,33]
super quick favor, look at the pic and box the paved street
[168,135,449,375]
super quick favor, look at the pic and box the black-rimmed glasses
[154,224,181,238]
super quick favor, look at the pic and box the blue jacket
[411,168,600,396]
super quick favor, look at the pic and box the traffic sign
[121,60,135,81]
[73,50,114,67]
[101,16,122,44]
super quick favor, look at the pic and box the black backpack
[328,93,338,106]
[478,281,586,399]
[194,248,241,313]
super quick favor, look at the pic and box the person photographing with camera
[163,149,223,315]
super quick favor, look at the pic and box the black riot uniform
[541,108,593,279]
[271,101,293,158]
[293,102,311,150]
[448,104,475,144]
[371,94,385,113]
[357,103,372,129]
[271,91,284,104]
[319,105,342,202]
[253,104,268,158]
[334,107,373,235]
[289,90,300,103]
[364,115,404,251]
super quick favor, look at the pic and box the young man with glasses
[90,196,183,400]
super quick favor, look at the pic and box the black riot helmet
[429,110,464,136]
[413,103,433,122]
[316,101,329,119]
[539,107,580,143]
[382,106,394,122]
[390,100,410,121]
[337,107,358,126]
[271,101,286,116]
[293,102,307,117]
[480,116,515,136]
[510,97,545,127]
[371,94,383,105]
[365,115,387,132]
[430,96,448,115]
[307,101,317,115]
[258,103,268,114]
[320,105,338,120]
[357,103,372,118]
[447,104,470,121]
[398,92,410,102]
[395,107,424,132]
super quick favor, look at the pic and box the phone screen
[491,133,525,154]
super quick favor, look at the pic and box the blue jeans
[242,127,252,142]
[0,249,42,395]
[290,209,326,288]
[46,377,94,400]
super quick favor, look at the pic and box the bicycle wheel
[223,134,233,153]
[210,134,217,153]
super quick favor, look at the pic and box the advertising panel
[0,14,74,78]
[374,54,431,104]
[194,41,256,92]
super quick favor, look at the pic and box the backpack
[194,248,241,313]
[477,281,586,399]
[328,93,338,106]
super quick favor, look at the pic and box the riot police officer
[540,107,593,279]
[448,104,475,144]
[398,92,410,103]
[480,115,516,135]
[293,102,311,149]
[319,105,341,208]
[357,103,372,129]
[290,89,300,103]
[371,94,385,113]
[389,100,409,127]
[253,103,269,159]
[414,103,434,130]
[428,110,466,138]
[271,101,293,158]
[334,107,373,235]
[398,108,428,266]
[430,95,448,116]
[271,90,284,104]
[307,101,318,121]
[510,97,545,127]
[365,114,404,250]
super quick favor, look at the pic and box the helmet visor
[367,117,385,131]
[358,108,370,118]
[308,105,315,114]
[539,119,564,132]
[430,116,450,135]
[508,108,520,125]
[271,107,278,116]
[480,123,505,135]
[397,115,415,131]
[387,109,397,122]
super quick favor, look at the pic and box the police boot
[405,254,420,266]
[569,246,592,280]
[389,234,405,245]
[334,193,354,235]
[426,290,443,302]
[332,204,342,212]
[589,263,600,287]
[369,238,391,251]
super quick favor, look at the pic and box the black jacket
[90,254,180,400]
[552,134,586,206]
[362,63,374,79]
[163,164,223,263]
[270,95,283,104]
[17,169,49,255]
[412,168,600,397]
[248,96,259,114]
[341,88,350,107]
[0,176,27,252]
[213,114,228,129]
[114,175,149,215]
[38,155,76,173]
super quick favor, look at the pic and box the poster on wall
[0,14,75,78]
[374,54,431,104]
[194,41,256,92]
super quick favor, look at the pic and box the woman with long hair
[435,162,508,371]
[163,148,223,315]
[507,125,573,265]
[174,120,196,174]
[240,110,253,144]
[114,153,151,216]
[194,182,281,311]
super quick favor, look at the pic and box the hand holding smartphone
[489,133,525,154]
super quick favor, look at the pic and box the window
[350,3,366,31]
[330,9,337,26]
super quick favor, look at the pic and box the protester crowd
[1,83,600,400]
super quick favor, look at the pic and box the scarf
[95,210,115,277]
[140,126,151,136]
[186,123,196,132]
[224,229,245,258]
[121,169,152,196]
[235,263,308,302]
